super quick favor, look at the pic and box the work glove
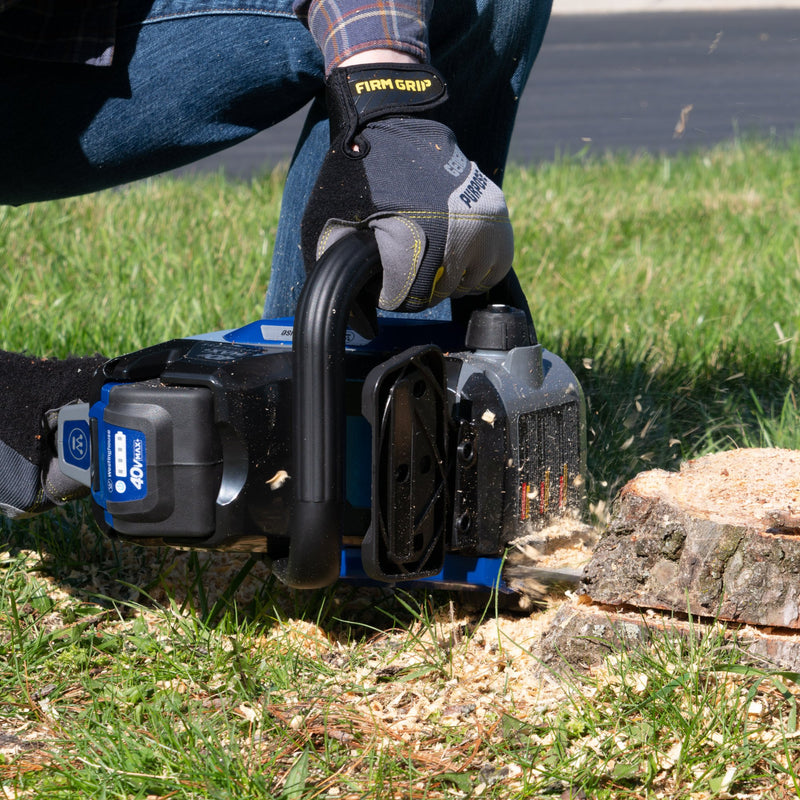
[0,351,105,518]
[301,63,514,313]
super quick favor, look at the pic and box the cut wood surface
[581,448,800,629]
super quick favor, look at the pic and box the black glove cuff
[326,63,448,152]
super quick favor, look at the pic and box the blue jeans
[0,0,552,317]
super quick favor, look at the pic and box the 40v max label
[103,424,147,502]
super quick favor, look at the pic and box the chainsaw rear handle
[273,230,382,589]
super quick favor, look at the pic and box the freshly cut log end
[581,448,800,629]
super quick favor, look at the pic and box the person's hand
[300,63,514,312]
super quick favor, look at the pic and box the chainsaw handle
[274,230,382,589]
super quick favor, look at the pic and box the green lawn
[2,138,800,798]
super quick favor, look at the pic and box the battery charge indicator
[114,431,127,478]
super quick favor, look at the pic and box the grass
[2,137,800,798]
[0,168,286,356]
[506,138,800,507]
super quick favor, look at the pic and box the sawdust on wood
[623,447,800,529]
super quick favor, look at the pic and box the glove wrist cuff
[326,63,447,149]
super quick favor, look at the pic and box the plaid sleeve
[293,0,432,73]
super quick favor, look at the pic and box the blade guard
[361,345,449,581]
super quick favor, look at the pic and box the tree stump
[581,448,800,629]
[538,598,800,674]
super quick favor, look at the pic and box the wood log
[538,599,800,673]
[581,448,800,628]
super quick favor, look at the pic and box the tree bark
[538,600,800,673]
[581,449,800,628]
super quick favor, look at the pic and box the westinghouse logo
[352,77,433,95]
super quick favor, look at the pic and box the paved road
[514,9,800,161]
[175,9,800,177]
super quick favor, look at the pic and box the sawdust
[20,514,575,708]
[503,515,599,607]
[15,547,574,799]
[1,507,594,800]
[510,514,598,569]
[245,596,572,791]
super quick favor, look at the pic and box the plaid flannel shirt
[0,0,429,70]
[293,0,431,72]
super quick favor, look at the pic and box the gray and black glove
[301,63,514,313]
[0,351,105,518]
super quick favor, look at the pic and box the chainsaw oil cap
[465,305,531,351]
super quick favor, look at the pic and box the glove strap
[326,63,448,152]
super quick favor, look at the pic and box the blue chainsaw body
[58,233,584,592]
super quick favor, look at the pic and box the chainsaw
[56,231,586,597]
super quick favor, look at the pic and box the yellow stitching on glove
[428,266,446,303]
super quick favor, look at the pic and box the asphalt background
[173,2,800,177]
[509,7,800,161]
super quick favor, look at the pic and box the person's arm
[339,49,417,67]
